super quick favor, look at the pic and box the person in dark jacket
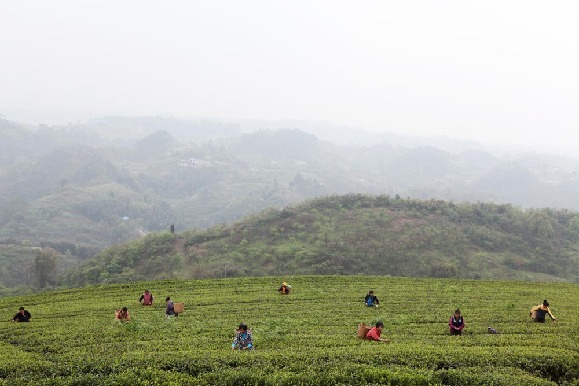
[449,308,465,335]
[12,307,31,322]
[530,300,556,323]
[166,297,178,317]
[364,291,380,307]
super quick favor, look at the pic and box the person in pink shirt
[139,289,153,306]
[365,321,390,343]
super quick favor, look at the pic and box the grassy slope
[0,276,577,385]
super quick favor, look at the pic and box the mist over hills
[1,115,579,291]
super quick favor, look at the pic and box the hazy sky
[1,1,578,154]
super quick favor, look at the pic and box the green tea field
[0,276,577,385]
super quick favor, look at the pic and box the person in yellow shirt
[529,300,556,323]
[278,282,291,295]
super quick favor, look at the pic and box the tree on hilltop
[34,247,59,288]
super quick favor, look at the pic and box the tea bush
[0,276,577,385]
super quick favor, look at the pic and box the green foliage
[0,245,36,288]
[0,276,577,385]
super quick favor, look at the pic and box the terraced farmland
[0,276,577,385]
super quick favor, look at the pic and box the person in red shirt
[365,321,390,343]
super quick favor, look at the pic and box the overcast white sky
[1,1,578,154]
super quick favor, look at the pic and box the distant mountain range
[1,115,579,289]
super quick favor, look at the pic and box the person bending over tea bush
[278,282,291,295]
[12,306,31,322]
[530,300,556,323]
[232,323,253,350]
[449,308,465,335]
[365,321,390,343]
[115,307,130,322]
[364,290,380,307]
[165,297,179,317]
[139,289,154,306]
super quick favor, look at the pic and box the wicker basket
[357,323,371,338]
[174,302,185,314]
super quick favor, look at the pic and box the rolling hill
[63,195,579,287]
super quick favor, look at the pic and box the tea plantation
[0,276,577,385]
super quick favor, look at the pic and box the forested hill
[63,195,579,286]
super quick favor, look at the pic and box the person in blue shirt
[232,323,253,350]
[364,291,380,307]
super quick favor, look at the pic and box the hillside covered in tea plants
[63,194,579,287]
[0,276,577,385]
